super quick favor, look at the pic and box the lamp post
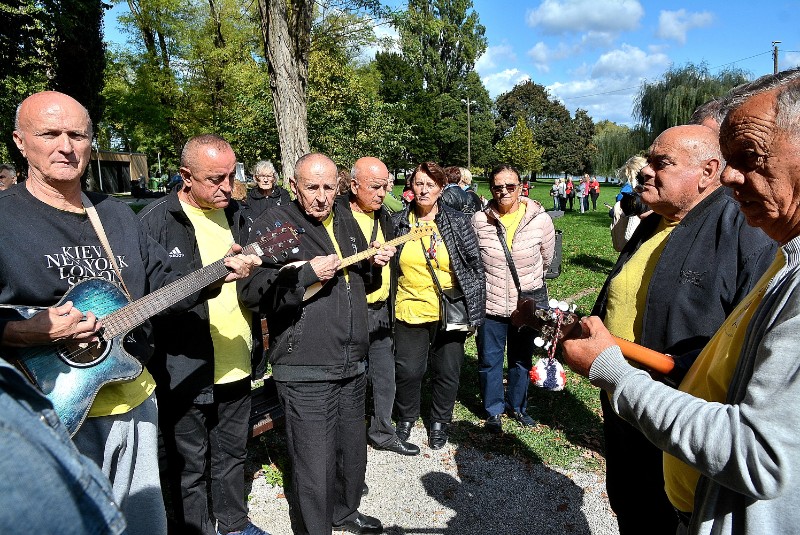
[461,98,474,169]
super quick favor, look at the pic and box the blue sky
[104,0,800,127]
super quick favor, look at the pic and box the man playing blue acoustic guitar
[0,91,260,535]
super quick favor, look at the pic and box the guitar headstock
[249,222,303,264]
[511,297,581,351]
[409,225,436,239]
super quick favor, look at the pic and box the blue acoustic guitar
[1,222,300,436]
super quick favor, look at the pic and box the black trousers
[366,303,396,446]
[601,391,678,535]
[160,378,252,535]
[277,373,367,535]
[393,320,467,424]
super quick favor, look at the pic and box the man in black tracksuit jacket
[138,136,265,535]
[239,153,391,535]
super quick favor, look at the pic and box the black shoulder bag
[420,236,471,332]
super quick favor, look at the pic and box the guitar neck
[612,336,675,375]
[101,241,262,339]
[338,228,433,269]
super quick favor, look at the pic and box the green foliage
[494,117,543,175]
[634,62,750,143]
[591,120,644,177]
[495,80,594,177]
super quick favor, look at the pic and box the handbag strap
[81,192,132,299]
[420,236,444,296]
[494,219,523,295]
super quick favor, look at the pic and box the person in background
[247,160,291,219]
[576,174,587,214]
[591,124,777,535]
[549,180,559,210]
[589,175,600,210]
[610,156,650,252]
[471,164,554,434]
[0,163,16,191]
[457,167,482,214]
[565,176,574,211]
[391,161,485,451]
[440,165,473,214]
[556,178,566,211]
[382,172,404,213]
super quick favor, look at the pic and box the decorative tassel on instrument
[529,299,570,391]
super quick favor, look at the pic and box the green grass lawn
[253,180,626,482]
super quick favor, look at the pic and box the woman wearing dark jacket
[391,162,485,450]
[247,160,291,219]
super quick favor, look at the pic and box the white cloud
[591,44,670,79]
[782,52,800,70]
[481,69,532,98]
[526,0,644,35]
[656,9,714,45]
[475,44,517,74]
[527,41,575,72]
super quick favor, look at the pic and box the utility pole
[773,41,781,74]
[461,98,474,169]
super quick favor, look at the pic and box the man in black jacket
[139,135,268,535]
[592,125,776,535]
[240,153,393,535]
[347,157,416,456]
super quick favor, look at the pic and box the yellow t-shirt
[352,210,390,303]
[605,218,677,344]
[498,205,525,250]
[88,371,157,418]
[323,211,348,283]
[181,202,252,384]
[664,251,785,512]
[395,221,454,324]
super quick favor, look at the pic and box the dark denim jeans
[477,315,536,417]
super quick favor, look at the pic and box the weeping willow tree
[633,63,749,144]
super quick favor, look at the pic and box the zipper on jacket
[342,281,353,378]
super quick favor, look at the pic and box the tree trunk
[258,0,311,180]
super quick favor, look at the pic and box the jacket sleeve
[537,212,556,273]
[590,291,800,500]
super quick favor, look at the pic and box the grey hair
[775,82,800,138]
[252,160,278,179]
[720,68,800,123]
[0,163,15,174]
[690,98,726,127]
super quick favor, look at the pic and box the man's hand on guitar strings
[369,241,396,267]
[1,301,102,348]
[310,254,341,282]
[561,316,617,377]
[222,243,263,283]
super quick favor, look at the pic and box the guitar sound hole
[57,341,107,367]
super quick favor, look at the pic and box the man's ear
[179,167,192,189]
[12,131,25,158]
[699,158,721,189]
[289,178,298,197]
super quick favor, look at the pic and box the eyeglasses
[255,174,275,179]
[490,183,519,193]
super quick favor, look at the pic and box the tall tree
[592,120,642,178]
[634,62,749,143]
[495,117,543,177]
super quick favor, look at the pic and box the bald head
[13,91,93,189]
[639,125,723,221]
[350,157,388,213]
[292,153,338,221]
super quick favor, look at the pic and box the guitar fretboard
[339,226,435,269]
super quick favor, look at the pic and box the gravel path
[246,423,620,535]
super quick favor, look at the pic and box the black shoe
[374,436,420,456]
[334,513,383,534]
[362,482,369,496]
[509,410,536,427]
[396,421,413,442]
[428,422,448,450]
[485,414,502,434]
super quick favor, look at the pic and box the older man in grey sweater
[562,69,800,535]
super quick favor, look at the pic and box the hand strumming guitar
[310,254,342,283]
[1,301,101,348]
[560,316,618,377]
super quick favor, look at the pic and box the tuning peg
[558,301,569,311]
[548,298,559,309]
[534,337,545,347]
[570,304,577,313]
